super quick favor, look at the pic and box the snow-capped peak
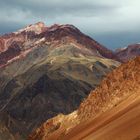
[15,22,46,34]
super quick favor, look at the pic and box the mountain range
[0,22,139,140]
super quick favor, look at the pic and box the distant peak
[60,24,78,29]
[15,22,46,34]
[13,22,80,36]
[115,47,127,52]
[34,22,45,26]
[28,22,46,29]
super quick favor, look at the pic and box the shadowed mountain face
[0,22,120,139]
[115,44,140,62]
[29,56,140,140]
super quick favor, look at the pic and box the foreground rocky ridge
[0,22,120,139]
[28,57,140,140]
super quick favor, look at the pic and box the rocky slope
[0,123,14,140]
[0,22,120,139]
[115,43,140,62]
[28,56,140,140]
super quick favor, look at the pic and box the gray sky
[0,0,140,49]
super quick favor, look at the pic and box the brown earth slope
[28,56,140,140]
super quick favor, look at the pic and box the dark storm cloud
[0,0,119,34]
[0,0,140,49]
[0,0,118,18]
[0,21,24,34]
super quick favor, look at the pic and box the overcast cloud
[0,0,140,49]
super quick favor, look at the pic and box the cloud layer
[0,0,140,49]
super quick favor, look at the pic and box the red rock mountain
[0,22,118,68]
[115,43,140,62]
[28,56,140,140]
[0,22,120,140]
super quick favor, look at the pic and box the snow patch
[14,22,45,34]
[34,37,45,45]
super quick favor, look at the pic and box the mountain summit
[15,22,46,34]
[0,22,119,67]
